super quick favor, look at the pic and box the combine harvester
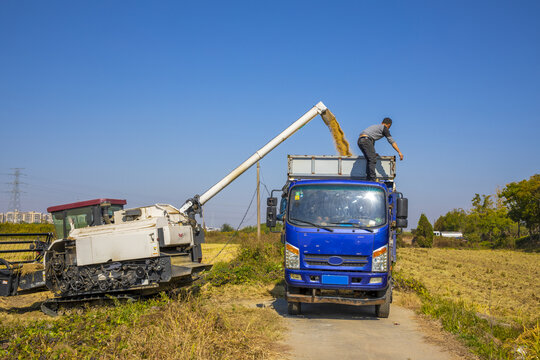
[0,102,336,315]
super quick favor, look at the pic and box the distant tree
[220,223,234,232]
[501,174,540,239]
[240,223,283,234]
[240,225,255,233]
[414,213,433,247]
[434,209,467,232]
[464,193,516,247]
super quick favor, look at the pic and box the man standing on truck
[357,117,404,181]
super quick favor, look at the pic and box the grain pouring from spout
[320,109,352,156]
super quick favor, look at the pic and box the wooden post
[257,162,261,240]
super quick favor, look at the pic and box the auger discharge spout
[179,101,328,216]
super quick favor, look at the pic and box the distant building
[0,211,53,224]
[23,211,42,223]
[433,231,463,238]
[42,214,53,223]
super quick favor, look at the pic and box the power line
[258,168,272,196]
[207,185,258,263]
[235,186,258,231]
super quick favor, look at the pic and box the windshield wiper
[289,217,334,232]
[329,222,375,233]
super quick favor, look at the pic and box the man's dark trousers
[358,137,377,181]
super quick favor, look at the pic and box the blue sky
[1,1,539,228]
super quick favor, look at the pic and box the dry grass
[202,283,285,303]
[201,243,239,263]
[18,262,44,275]
[113,296,285,360]
[1,236,285,360]
[396,248,540,326]
[1,292,286,360]
[393,290,422,311]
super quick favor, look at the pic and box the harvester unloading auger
[179,101,346,216]
[0,101,344,315]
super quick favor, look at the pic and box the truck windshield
[288,184,386,228]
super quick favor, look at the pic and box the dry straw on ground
[201,243,239,264]
[112,297,285,360]
[396,248,540,326]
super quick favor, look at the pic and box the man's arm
[382,126,404,160]
[392,142,404,161]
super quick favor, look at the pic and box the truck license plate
[321,275,348,285]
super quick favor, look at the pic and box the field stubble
[395,247,539,359]
[396,248,539,326]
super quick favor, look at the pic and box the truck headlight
[372,245,387,272]
[285,242,300,269]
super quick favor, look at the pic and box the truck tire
[375,287,391,318]
[287,301,301,315]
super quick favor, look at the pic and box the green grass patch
[205,233,283,286]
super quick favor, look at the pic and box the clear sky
[1,1,539,228]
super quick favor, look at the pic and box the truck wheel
[287,301,301,315]
[375,288,391,318]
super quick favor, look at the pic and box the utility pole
[6,168,25,212]
[257,162,261,240]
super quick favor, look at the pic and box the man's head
[382,117,392,128]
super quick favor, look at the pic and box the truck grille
[304,254,368,267]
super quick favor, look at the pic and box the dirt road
[268,299,465,360]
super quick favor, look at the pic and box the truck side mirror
[396,218,408,228]
[396,198,408,228]
[397,198,408,218]
[266,197,278,228]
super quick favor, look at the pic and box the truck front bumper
[285,269,389,291]
[286,290,387,306]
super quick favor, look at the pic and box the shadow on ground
[268,297,380,321]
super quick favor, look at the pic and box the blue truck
[266,155,408,318]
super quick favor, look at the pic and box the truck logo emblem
[328,256,343,266]
[178,233,184,238]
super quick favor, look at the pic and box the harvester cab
[48,198,127,239]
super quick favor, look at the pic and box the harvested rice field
[201,243,239,263]
[395,248,540,326]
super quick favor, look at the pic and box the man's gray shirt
[360,124,395,145]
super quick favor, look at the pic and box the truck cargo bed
[288,155,396,180]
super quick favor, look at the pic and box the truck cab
[267,155,408,317]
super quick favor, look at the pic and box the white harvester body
[68,204,194,266]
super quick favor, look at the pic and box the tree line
[219,223,283,233]
[414,174,539,248]
[0,222,55,234]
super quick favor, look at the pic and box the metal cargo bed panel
[288,155,396,180]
